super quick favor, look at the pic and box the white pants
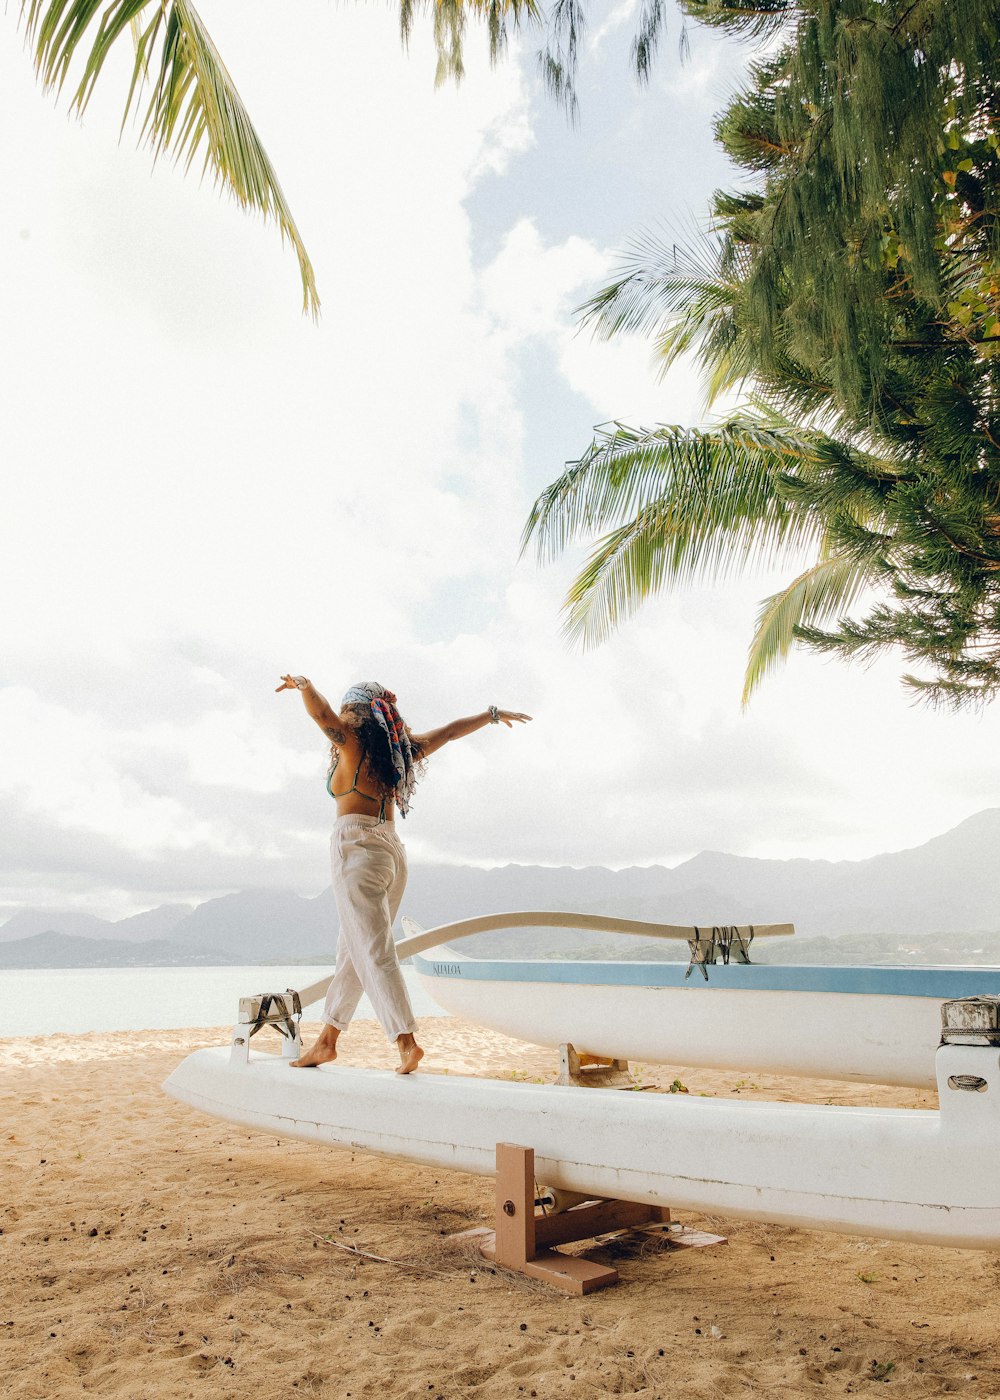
[323,815,415,1041]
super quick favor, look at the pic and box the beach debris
[310,1231,451,1276]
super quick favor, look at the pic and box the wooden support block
[445,1144,722,1292]
[523,1250,618,1294]
[491,1144,621,1292]
[494,1142,536,1271]
[557,1043,636,1090]
[534,1198,662,1248]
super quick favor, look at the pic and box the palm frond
[523,419,827,571]
[469,0,543,63]
[678,0,795,42]
[631,0,667,83]
[21,0,319,317]
[579,226,731,342]
[522,418,857,651]
[537,0,586,121]
[577,227,755,401]
[433,0,467,85]
[561,502,693,647]
[742,551,875,704]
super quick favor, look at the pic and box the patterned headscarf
[341,681,417,816]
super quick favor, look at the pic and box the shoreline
[4,1018,1000,1398]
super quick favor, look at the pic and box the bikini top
[327,754,389,822]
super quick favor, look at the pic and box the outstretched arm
[412,708,532,760]
[275,675,347,742]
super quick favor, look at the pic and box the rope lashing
[684,926,755,981]
[247,989,302,1042]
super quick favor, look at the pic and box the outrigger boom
[292,911,795,1011]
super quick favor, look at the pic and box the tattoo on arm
[324,726,347,745]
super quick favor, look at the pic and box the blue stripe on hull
[411,955,1000,999]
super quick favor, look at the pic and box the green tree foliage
[525,0,1000,705]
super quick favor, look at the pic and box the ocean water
[0,965,446,1038]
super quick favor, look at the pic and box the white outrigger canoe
[401,912,1000,1090]
[162,913,1000,1252]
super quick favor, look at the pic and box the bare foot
[291,1027,339,1068]
[396,1035,424,1075]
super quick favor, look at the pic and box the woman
[276,675,531,1073]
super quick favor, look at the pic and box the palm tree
[523,0,1000,706]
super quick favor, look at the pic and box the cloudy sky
[2,1,998,922]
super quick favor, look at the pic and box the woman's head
[341,681,396,708]
[338,681,421,815]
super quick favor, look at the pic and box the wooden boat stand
[450,1143,726,1295]
[556,1042,636,1089]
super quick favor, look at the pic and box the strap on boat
[721,925,754,966]
[685,927,708,981]
[684,926,755,981]
[247,990,302,1042]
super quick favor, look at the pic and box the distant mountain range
[0,930,231,969]
[0,902,197,945]
[1,808,997,969]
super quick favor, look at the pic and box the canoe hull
[413,959,1000,1089]
[163,1042,1000,1249]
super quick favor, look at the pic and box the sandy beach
[4,1017,1000,1399]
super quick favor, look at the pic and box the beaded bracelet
[488,705,500,723]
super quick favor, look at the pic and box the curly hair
[333,704,425,805]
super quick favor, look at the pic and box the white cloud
[0,688,232,857]
[477,215,705,425]
[480,218,606,335]
[587,0,641,56]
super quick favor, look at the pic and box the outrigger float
[163,913,1000,1291]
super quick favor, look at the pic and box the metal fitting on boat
[535,1185,592,1215]
[940,995,1000,1046]
[946,1074,989,1092]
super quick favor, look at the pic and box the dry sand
[3,1017,1000,1399]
